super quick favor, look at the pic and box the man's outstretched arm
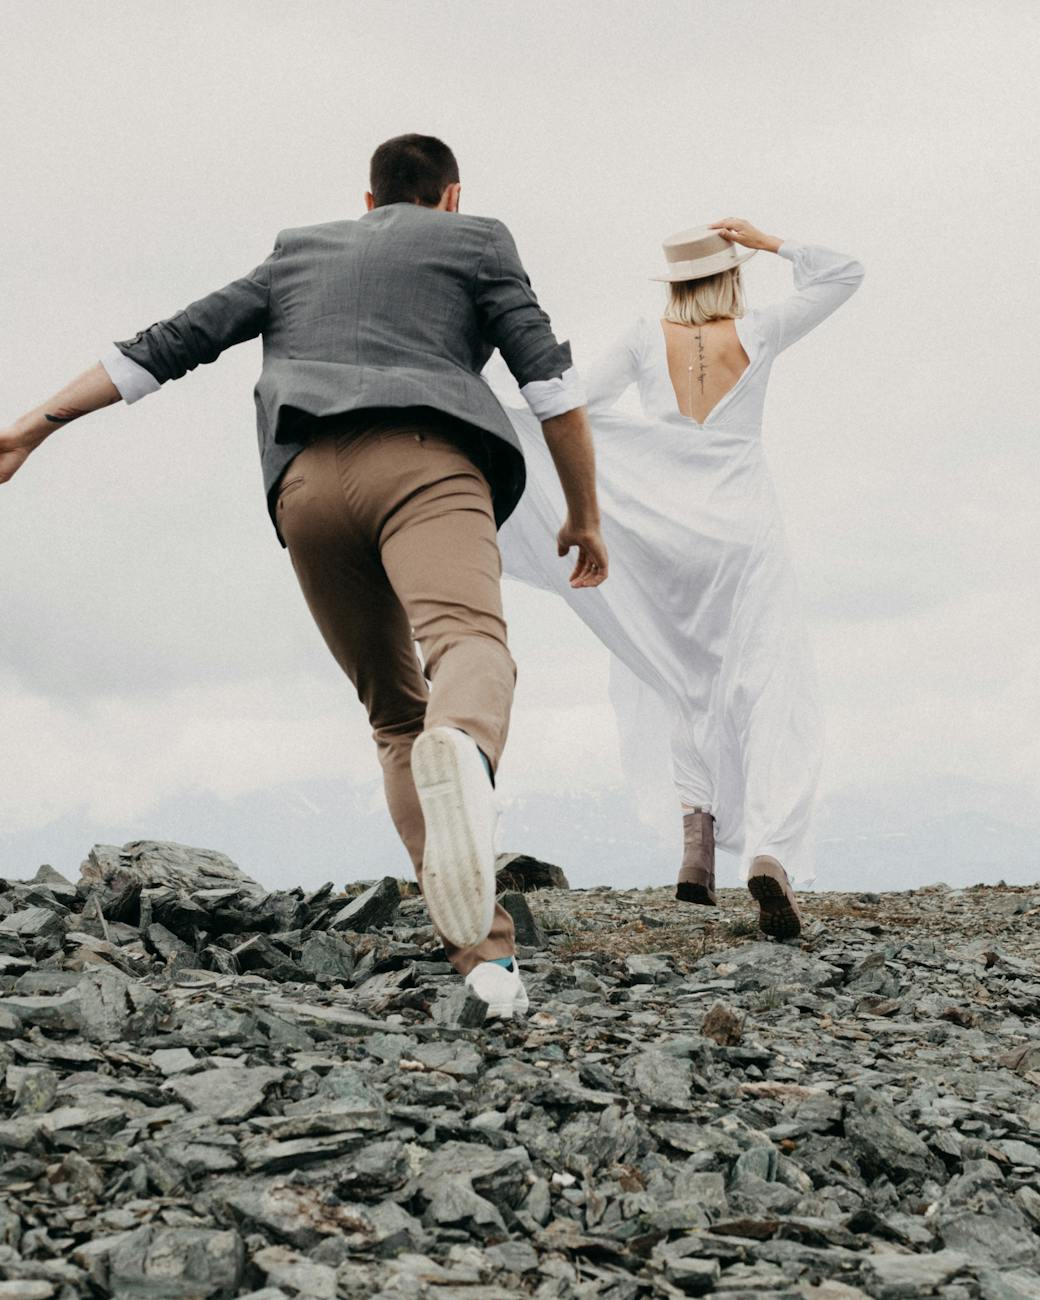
[1,242,279,486]
[0,363,121,484]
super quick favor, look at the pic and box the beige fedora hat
[652,224,758,282]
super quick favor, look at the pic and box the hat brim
[650,247,758,282]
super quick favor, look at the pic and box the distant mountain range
[814,807,1040,891]
[3,777,1036,894]
[497,787,1040,893]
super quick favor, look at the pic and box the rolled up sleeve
[518,365,587,420]
[99,342,162,404]
[475,220,582,416]
[108,242,280,388]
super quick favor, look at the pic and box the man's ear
[437,182,462,213]
[364,191,376,211]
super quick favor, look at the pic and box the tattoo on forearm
[44,406,88,424]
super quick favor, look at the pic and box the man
[0,133,607,1019]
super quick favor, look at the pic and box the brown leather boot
[747,855,802,940]
[676,809,717,905]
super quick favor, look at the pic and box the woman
[495,218,864,939]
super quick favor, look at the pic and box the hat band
[666,241,743,267]
[664,251,745,278]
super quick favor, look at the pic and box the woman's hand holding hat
[709,219,783,254]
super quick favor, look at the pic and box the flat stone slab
[165,1066,287,1121]
[107,1225,245,1297]
[328,877,401,933]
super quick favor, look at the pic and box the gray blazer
[112,203,576,541]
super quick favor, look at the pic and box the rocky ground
[1,842,1039,1299]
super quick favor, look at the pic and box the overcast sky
[2,1,1038,891]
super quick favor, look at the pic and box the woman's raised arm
[712,218,864,355]
[756,241,865,354]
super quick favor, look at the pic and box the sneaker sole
[747,871,802,940]
[412,728,496,950]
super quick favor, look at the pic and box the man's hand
[557,517,608,588]
[0,429,40,485]
[539,405,609,589]
[1,362,123,486]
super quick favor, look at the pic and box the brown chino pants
[275,415,517,974]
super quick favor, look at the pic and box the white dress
[495,241,865,886]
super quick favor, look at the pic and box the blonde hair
[663,267,746,326]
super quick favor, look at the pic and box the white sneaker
[411,726,497,950]
[465,959,530,1020]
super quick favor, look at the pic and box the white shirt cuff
[777,240,805,261]
[519,365,586,421]
[99,343,162,404]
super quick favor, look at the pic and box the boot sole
[747,872,802,940]
[411,728,496,950]
[676,881,717,906]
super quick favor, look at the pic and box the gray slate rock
[432,983,488,1028]
[107,1225,245,1297]
[0,907,64,940]
[700,941,842,991]
[166,1065,286,1120]
[865,1248,970,1292]
[0,989,82,1031]
[81,839,263,895]
[329,877,401,932]
[425,1175,505,1237]
[12,1066,58,1116]
[495,852,570,892]
[937,1204,1038,1267]
[664,1254,721,1294]
[625,952,674,983]
[844,1085,942,1184]
[253,1244,337,1298]
[77,968,160,1042]
[144,922,195,973]
[420,1141,532,1210]
[976,1269,1040,1300]
[406,1040,484,1079]
[150,1047,197,1076]
[498,890,547,947]
[998,1041,1040,1074]
[29,864,79,903]
[298,932,355,981]
[227,1180,377,1248]
[622,1048,693,1110]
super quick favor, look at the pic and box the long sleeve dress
[495,241,865,886]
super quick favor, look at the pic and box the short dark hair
[369,134,460,208]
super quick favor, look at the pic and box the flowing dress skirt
[497,401,823,886]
